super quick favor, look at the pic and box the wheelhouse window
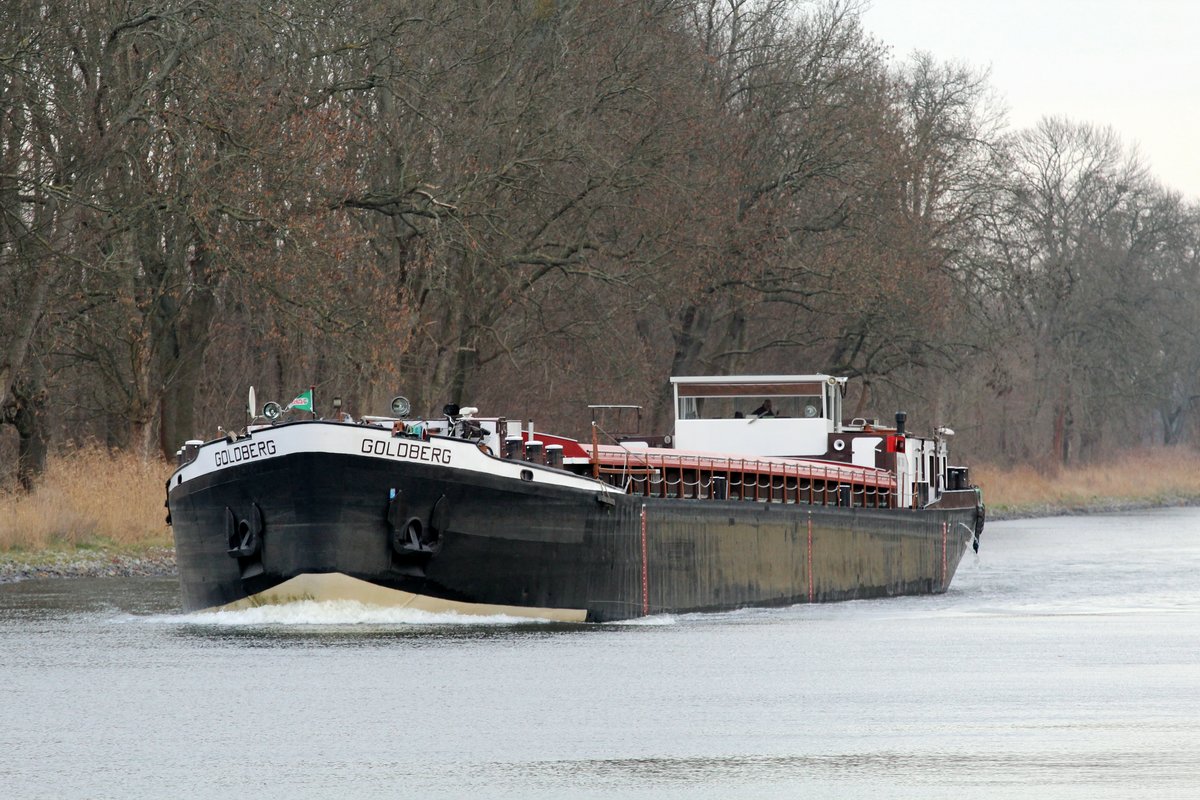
[676,385,826,420]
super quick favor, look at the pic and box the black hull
[168,428,981,621]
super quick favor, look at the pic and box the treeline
[3,0,1199,490]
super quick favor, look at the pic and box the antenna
[248,386,257,422]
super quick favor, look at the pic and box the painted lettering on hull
[361,438,453,465]
[214,439,277,467]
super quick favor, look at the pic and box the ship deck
[567,444,898,508]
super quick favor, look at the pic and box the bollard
[504,436,523,460]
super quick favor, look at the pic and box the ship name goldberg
[361,438,452,465]
[215,439,277,466]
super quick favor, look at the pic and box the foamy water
[147,600,556,627]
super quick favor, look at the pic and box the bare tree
[976,117,1195,463]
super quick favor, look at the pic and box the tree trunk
[10,363,49,492]
[651,303,712,432]
[156,278,218,457]
[1051,384,1073,465]
[0,263,53,416]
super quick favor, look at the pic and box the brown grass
[0,447,172,552]
[975,448,1200,515]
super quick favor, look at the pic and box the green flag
[286,389,313,412]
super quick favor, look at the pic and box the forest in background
[4,0,1200,492]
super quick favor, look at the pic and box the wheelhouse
[670,374,846,457]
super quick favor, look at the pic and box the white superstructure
[670,374,846,456]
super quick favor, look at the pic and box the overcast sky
[861,0,1200,200]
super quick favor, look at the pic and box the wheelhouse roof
[669,375,836,384]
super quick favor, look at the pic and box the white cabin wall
[851,436,882,468]
[673,418,833,456]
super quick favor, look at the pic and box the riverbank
[0,546,177,584]
[1,447,174,583]
[974,448,1200,520]
[4,446,1200,582]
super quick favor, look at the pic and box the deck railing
[591,450,896,509]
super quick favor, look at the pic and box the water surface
[2,509,1198,799]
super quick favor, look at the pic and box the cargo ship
[166,375,984,621]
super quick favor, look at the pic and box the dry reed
[975,448,1200,515]
[0,447,172,552]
